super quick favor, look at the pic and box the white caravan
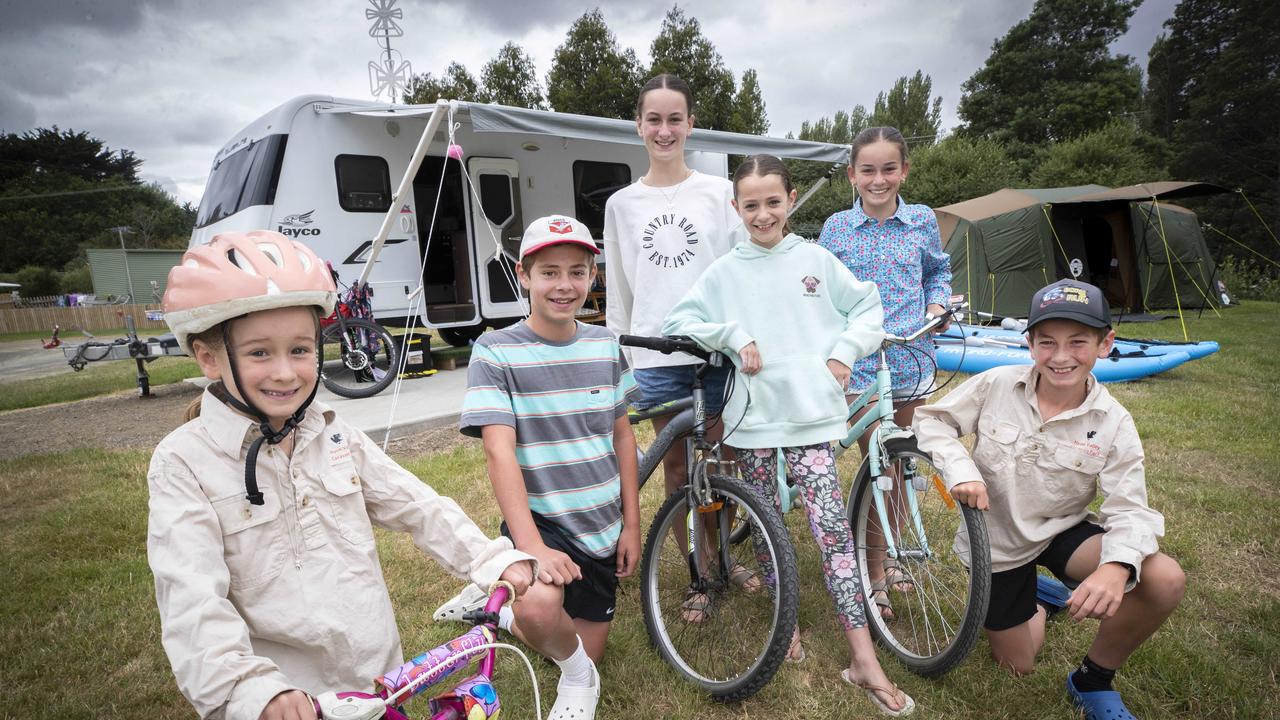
[191,95,847,345]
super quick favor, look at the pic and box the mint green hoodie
[663,234,885,448]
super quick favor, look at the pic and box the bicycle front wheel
[640,475,798,701]
[848,436,991,677]
[320,318,399,399]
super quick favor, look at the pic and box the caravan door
[467,158,527,322]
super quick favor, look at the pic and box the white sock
[497,605,514,632]
[554,636,596,688]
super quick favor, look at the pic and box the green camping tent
[935,182,1229,319]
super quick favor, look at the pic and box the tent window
[573,160,631,239]
[335,154,392,212]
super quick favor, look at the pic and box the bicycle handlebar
[884,301,969,345]
[619,334,712,361]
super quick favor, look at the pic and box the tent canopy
[936,182,1232,318]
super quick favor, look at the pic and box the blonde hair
[182,325,225,423]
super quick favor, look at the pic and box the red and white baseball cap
[518,214,599,262]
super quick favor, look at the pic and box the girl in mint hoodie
[663,155,914,716]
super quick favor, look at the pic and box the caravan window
[335,155,392,212]
[476,172,523,259]
[196,134,288,228]
[573,161,631,239]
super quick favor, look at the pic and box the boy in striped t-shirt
[457,215,640,720]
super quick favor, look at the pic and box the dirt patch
[0,381,471,462]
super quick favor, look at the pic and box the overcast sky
[0,0,1177,206]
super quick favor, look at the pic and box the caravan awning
[316,100,850,163]
[467,104,849,163]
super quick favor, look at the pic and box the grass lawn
[0,356,203,412]
[1,301,1277,718]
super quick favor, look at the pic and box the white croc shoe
[432,583,488,623]
[548,662,600,720]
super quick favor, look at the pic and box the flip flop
[1067,671,1136,720]
[840,669,915,717]
[680,590,711,624]
[883,558,915,592]
[870,579,895,621]
[728,563,764,593]
[1036,575,1071,617]
[785,628,806,664]
[548,662,600,720]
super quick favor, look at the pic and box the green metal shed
[86,248,185,303]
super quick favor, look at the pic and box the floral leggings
[737,443,867,631]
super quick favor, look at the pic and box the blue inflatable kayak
[934,341,1192,382]
[941,324,1219,360]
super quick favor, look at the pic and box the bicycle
[320,269,400,399]
[314,582,543,720]
[834,301,991,677]
[619,334,799,702]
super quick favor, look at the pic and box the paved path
[0,339,78,382]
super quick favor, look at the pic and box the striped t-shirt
[460,321,638,559]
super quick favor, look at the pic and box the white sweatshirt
[603,170,743,369]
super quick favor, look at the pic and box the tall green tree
[403,62,484,104]
[870,71,943,148]
[546,9,644,119]
[482,42,546,109]
[905,136,1024,208]
[1145,0,1279,262]
[647,6,737,129]
[0,128,188,273]
[1030,120,1167,188]
[957,0,1143,157]
[730,69,769,135]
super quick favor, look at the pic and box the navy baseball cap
[1027,279,1111,330]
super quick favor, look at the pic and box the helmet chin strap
[218,321,322,506]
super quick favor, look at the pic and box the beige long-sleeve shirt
[913,365,1163,586]
[148,391,533,719]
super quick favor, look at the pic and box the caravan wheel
[437,326,484,347]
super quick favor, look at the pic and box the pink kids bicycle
[312,583,542,720]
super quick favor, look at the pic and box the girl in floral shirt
[819,126,952,620]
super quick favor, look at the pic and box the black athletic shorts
[984,520,1105,631]
[501,512,619,623]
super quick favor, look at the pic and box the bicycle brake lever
[313,691,388,720]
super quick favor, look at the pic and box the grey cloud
[405,0,664,35]
[0,86,37,132]
[0,0,148,36]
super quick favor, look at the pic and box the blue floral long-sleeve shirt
[819,198,951,395]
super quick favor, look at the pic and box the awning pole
[790,163,845,218]
[357,99,449,286]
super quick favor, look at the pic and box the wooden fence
[0,302,168,334]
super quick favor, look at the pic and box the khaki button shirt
[148,391,533,719]
[913,365,1163,586]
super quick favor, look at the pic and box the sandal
[883,558,915,593]
[786,628,806,664]
[548,662,600,720]
[1067,672,1136,720]
[680,590,711,623]
[728,563,764,593]
[870,580,895,621]
[841,669,915,717]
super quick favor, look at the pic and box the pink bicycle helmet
[164,230,336,351]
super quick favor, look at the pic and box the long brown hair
[636,73,694,118]
[731,154,795,235]
[850,126,910,166]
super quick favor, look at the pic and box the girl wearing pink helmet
[148,230,535,720]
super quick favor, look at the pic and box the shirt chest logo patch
[801,275,822,298]
[642,213,699,269]
[329,433,352,465]
[1070,439,1105,458]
